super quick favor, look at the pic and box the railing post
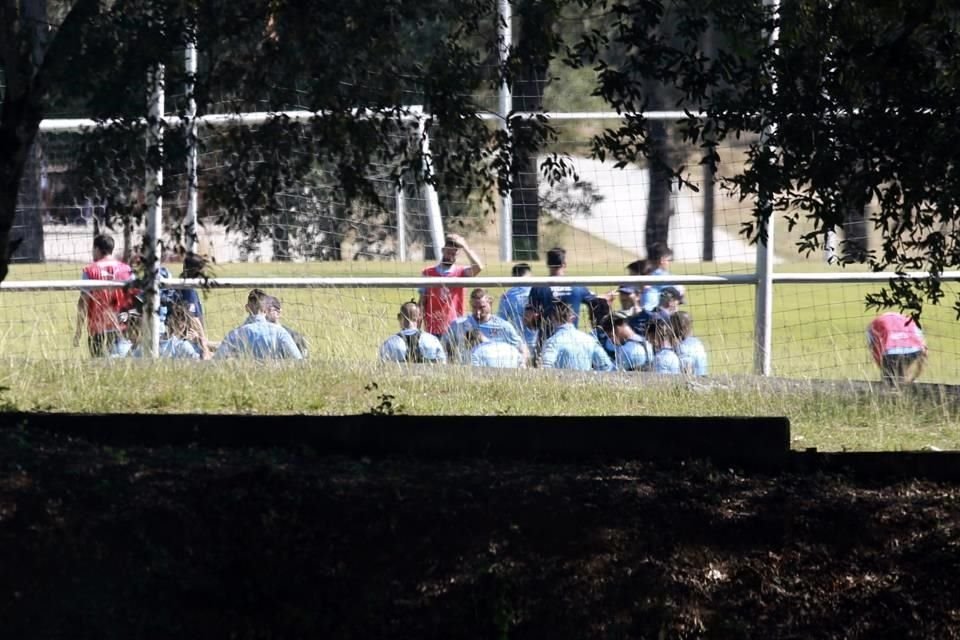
[184,32,199,256]
[497,0,513,262]
[144,64,165,358]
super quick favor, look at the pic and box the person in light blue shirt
[645,317,682,374]
[671,311,708,376]
[380,302,447,364]
[497,262,533,334]
[214,292,303,360]
[603,311,654,372]
[540,301,613,372]
[446,289,527,363]
[638,243,674,311]
[466,331,524,368]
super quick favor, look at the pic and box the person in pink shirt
[418,233,483,336]
[73,234,135,357]
[867,312,928,384]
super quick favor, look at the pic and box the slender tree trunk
[841,173,870,263]
[645,90,673,255]
[510,63,545,261]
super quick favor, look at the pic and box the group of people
[77,232,929,383]
[75,234,307,360]
[381,237,710,375]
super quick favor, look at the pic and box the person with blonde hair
[380,301,446,364]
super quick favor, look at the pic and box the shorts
[880,351,925,383]
[88,332,120,357]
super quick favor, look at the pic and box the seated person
[614,284,652,336]
[645,317,682,374]
[380,301,447,364]
[264,295,309,358]
[521,304,541,366]
[604,311,654,372]
[867,312,927,384]
[214,291,303,360]
[157,301,211,359]
[587,297,616,361]
[444,288,527,363]
[540,300,613,372]
[465,330,524,369]
[110,308,141,358]
[671,311,707,376]
[651,286,683,322]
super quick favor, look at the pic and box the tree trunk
[840,174,870,264]
[645,91,673,256]
[510,61,546,261]
[12,141,46,263]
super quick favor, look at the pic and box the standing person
[527,247,598,332]
[168,252,208,326]
[264,295,309,358]
[380,301,447,364]
[540,301,613,372]
[497,262,533,336]
[671,310,708,376]
[642,243,675,311]
[74,234,134,357]
[419,233,484,337]
[867,312,928,384]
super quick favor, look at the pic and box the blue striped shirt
[215,315,303,360]
[541,324,613,371]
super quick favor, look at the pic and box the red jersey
[81,257,134,335]
[420,264,469,335]
[867,313,926,365]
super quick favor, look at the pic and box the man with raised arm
[419,233,484,337]
[74,233,134,357]
[380,301,447,364]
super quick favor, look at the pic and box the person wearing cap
[540,300,613,372]
[464,330,525,369]
[497,262,533,337]
[74,233,135,357]
[645,317,682,374]
[671,311,708,376]
[264,295,309,358]
[380,301,447,364]
[653,286,683,321]
[214,292,303,360]
[167,252,208,326]
[866,312,927,384]
[418,233,484,337]
[603,311,654,372]
[444,288,527,363]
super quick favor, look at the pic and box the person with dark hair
[214,290,303,360]
[645,317,682,374]
[264,296,309,358]
[465,329,524,369]
[418,233,484,337]
[74,233,134,357]
[642,243,678,311]
[380,301,446,364]
[867,312,928,384]
[167,252,208,326]
[540,300,613,371]
[586,297,616,361]
[604,311,654,372]
[671,311,707,376]
[497,262,534,340]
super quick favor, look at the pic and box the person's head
[398,301,421,329]
[586,297,611,328]
[470,288,493,321]
[181,252,208,279]
[119,309,143,345]
[93,234,115,260]
[264,296,283,323]
[545,247,567,275]
[463,329,486,349]
[658,287,682,315]
[522,304,540,330]
[646,317,677,351]
[440,235,460,266]
[245,288,268,315]
[617,285,641,311]
[671,310,693,341]
[511,262,532,278]
[625,259,652,276]
[550,299,576,326]
[611,311,637,345]
[649,243,673,270]
[165,302,194,339]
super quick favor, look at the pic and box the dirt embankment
[2,426,959,639]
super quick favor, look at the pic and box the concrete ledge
[0,412,790,466]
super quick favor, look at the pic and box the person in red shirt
[73,234,134,357]
[418,233,483,336]
[867,312,928,384]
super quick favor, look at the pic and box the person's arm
[186,316,213,360]
[540,338,559,369]
[278,327,303,360]
[448,233,483,276]
[592,343,614,371]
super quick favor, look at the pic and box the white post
[184,36,199,255]
[753,0,779,377]
[825,228,837,264]
[144,64,165,357]
[396,181,407,262]
[497,0,513,262]
[418,121,445,258]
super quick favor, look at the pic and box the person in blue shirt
[380,301,447,364]
[527,247,599,333]
[540,301,613,372]
[446,288,527,363]
[586,297,616,361]
[645,316,682,374]
[167,252,207,326]
[640,243,674,311]
[603,311,654,371]
[214,292,303,360]
[264,295,309,358]
[497,262,535,342]
[465,330,524,369]
[671,311,708,376]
